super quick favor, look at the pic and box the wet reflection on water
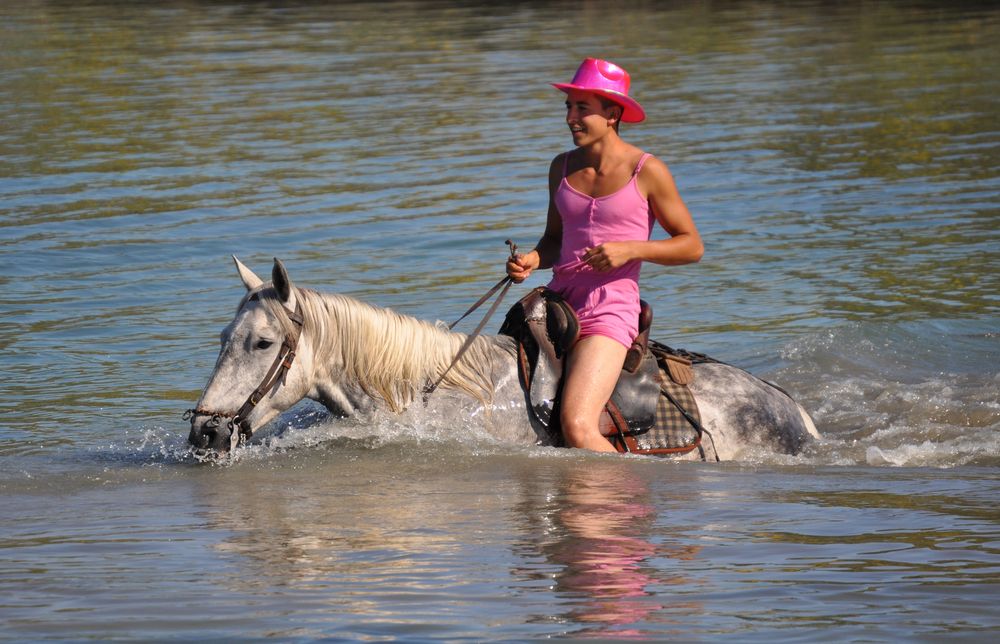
[507,460,707,637]
[174,452,710,637]
[528,462,703,637]
[551,465,664,630]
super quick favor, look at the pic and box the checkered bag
[632,366,702,451]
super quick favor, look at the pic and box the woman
[506,58,703,452]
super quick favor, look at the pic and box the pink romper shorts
[548,153,655,349]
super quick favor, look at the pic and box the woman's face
[564,90,617,145]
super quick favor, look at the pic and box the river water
[1,0,998,640]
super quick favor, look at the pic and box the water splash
[773,321,1000,467]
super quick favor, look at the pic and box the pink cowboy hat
[553,58,646,123]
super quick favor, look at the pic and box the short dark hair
[597,96,623,131]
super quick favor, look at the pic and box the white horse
[187,257,819,458]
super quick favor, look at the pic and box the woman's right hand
[506,251,539,283]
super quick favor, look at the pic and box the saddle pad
[633,367,701,451]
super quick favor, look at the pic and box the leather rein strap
[423,240,518,401]
[422,275,512,401]
[185,300,304,449]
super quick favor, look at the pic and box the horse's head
[187,256,312,453]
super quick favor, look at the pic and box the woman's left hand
[582,242,633,272]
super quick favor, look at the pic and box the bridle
[184,297,304,451]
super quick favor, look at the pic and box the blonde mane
[258,286,497,411]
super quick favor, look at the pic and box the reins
[423,240,518,401]
[184,297,304,450]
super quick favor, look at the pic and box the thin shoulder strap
[633,152,652,176]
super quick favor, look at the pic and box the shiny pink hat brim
[552,83,646,123]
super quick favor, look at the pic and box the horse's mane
[255,285,497,411]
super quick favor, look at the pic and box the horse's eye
[255,339,274,350]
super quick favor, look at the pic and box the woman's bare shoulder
[547,151,569,189]
[636,153,681,199]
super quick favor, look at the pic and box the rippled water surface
[1,1,998,640]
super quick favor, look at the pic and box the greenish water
[1,1,998,640]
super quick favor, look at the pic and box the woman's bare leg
[560,335,629,452]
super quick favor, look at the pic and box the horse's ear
[272,257,294,305]
[233,255,263,291]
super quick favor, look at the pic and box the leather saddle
[498,287,662,446]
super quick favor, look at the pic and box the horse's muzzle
[186,412,234,453]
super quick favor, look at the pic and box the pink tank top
[549,152,654,291]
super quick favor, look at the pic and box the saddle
[499,287,697,451]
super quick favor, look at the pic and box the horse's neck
[305,291,501,409]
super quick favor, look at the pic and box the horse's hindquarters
[690,363,815,458]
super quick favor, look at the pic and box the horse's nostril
[188,426,214,448]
